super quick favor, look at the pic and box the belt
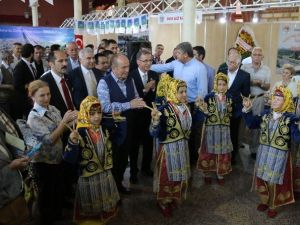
[250,93,264,99]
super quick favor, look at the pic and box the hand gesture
[242,94,252,109]
[8,157,30,170]
[130,98,146,109]
[144,80,156,93]
[151,102,161,124]
[70,130,80,144]
[195,97,208,112]
[62,110,78,124]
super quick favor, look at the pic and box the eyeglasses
[139,59,152,63]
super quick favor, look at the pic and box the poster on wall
[133,16,140,34]
[126,18,133,34]
[86,21,95,34]
[0,25,74,52]
[109,20,115,33]
[140,15,148,32]
[100,21,105,34]
[120,19,126,34]
[277,23,300,75]
[115,19,120,33]
[105,20,110,34]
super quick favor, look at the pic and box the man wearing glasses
[129,49,159,183]
[219,51,250,165]
[241,47,271,160]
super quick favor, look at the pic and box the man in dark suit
[129,49,159,183]
[13,43,37,119]
[66,42,80,74]
[40,50,75,117]
[40,50,77,209]
[69,47,104,109]
[218,51,250,164]
[0,50,15,118]
[33,45,45,78]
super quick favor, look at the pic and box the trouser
[33,163,63,225]
[130,110,153,176]
[230,116,241,162]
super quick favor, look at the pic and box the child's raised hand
[242,94,252,109]
[70,130,80,144]
[151,102,161,124]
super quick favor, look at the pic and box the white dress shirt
[81,65,97,97]
[227,68,239,89]
[51,70,73,107]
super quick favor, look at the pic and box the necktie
[142,73,148,86]
[61,78,74,110]
[88,70,97,96]
[30,64,37,79]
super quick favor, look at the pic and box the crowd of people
[1,38,300,225]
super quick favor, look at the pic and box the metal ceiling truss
[60,0,300,27]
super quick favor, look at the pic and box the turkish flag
[75,34,83,49]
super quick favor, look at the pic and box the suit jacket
[40,71,73,117]
[13,59,36,118]
[67,57,80,75]
[219,68,250,118]
[0,65,13,85]
[130,69,159,106]
[33,60,44,79]
[69,67,104,109]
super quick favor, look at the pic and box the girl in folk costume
[66,96,120,225]
[197,72,233,185]
[242,86,300,218]
[150,78,192,217]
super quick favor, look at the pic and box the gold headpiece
[156,73,172,97]
[213,72,228,93]
[271,85,295,113]
[77,96,101,129]
[166,78,186,104]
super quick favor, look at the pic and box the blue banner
[0,25,74,51]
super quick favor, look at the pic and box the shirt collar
[1,61,9,69]
[21,57,32,66]
[228,68,239,75]
[111,72,126,83]
[33,102,48,117]
[81,64,90,75]
[51,70,64,83]
[138,67,147,76]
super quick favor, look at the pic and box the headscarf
[271,85,295,113]
[77,96,101,129]
[156,73,172,97]
[213,72,228,93]
[166,78,187,104]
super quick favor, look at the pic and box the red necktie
[60,78,74,110]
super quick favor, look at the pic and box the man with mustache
[40,50,77,212]
[40,50,75,117]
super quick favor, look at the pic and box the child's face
[217,79,227,94]
[89,106,102,126]
[176,86,187,104]
[271,96,284,111]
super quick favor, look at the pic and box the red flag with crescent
[75,34,83,49]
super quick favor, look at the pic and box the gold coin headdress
[77,96,101,129]
[213,72,228,93]
[271,85,295,113]
[166,78,187,104]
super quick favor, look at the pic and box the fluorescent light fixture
[219,13,226,24]
[252,12,258,23]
